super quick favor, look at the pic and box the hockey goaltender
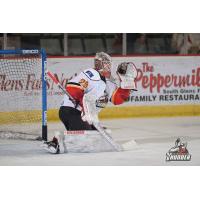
[43,52,138,154]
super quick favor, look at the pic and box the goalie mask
[117,62,138,90]
[94,52,112,78]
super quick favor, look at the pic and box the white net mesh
[0,53,42,140]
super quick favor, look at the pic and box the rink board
[1,104,200,125]
[46,55,200,120]
[47,104,200,121]
[0,110,41,125]
[1,55,200,124]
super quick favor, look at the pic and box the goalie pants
[59,106,95,130]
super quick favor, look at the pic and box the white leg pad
[64,130,118,153]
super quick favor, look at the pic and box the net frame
[0,49,47,141]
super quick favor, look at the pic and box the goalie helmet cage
[0,49,47,141]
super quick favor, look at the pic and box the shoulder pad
[83,68,101,81]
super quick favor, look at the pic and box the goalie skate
[43,131,66,154]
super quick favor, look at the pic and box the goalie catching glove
[116,62,138,90]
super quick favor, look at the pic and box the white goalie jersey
[61,67,131,124]
[61,68,107,111]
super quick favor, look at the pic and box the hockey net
[0,49,47,140]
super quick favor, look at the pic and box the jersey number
[79,79,88,89]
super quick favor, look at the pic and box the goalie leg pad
[63,130,118,153]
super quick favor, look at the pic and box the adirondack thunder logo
[135,62,200,93]
[166,138,191,161]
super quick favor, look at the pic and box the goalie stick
[46,70,122,151]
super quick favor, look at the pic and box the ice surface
[0,116,199,166]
